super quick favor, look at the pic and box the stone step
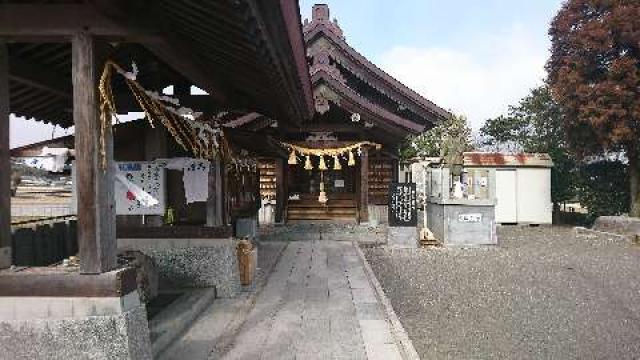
[149,289,216,357]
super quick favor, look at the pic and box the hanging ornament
[318,156,328,171]
[318,173,328,204]
[304,155,313,170]
[318,189,328,204]
[348,151,356,166]
[333,155,342,170]
[288,149,298,165]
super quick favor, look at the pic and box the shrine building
[259,4,450,224]
[0,2,450,358]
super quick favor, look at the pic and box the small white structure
[411,153,554,226]
[464,153,553,225]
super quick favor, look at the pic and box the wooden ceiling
[2,0,314,128]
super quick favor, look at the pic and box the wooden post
[143,126,167,227]
[222,164,229,225]
[359,147,369,223]
[206,156,224,227]
[275,158,285,223]
[391,158,400,183]
[206,161,216,227]
[0,43,11,269]
[72,32,116,274]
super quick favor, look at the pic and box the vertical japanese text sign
[388,183,418,227]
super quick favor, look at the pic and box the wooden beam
[117,226,232,239]
[72,32,117,274]
[0,268,137,297]
[143,40,227,104]
[206,156,225,227]
[359,147,369,223]
[0,43,11,269]
[9,56,71,99]
[275,158,285,223]
[90,1,228,104]
[0,4,160,41]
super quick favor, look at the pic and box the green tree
[480,85,577,212]
[547,0,640,217]
[577,160,629,221]
[400,114,472,162]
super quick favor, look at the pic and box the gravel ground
[364,226,640,360]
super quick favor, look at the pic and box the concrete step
[149,289,217,357]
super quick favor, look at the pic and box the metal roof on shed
[464,152,554,168]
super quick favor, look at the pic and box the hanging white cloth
[183,159,210,204]
[40,147,69,172]
[161,157,189,171]
[20,147,69,173]
[157,158,210,204]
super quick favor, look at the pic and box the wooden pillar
[391,159,400,183]
[143,126,167,227]
[72,32,116,274]
[0,43,11,269]
[275,158,285,223]
[223,164,230,225]
[359,147,369,223]
[206,156,224,227]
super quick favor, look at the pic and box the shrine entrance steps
[286,197,358,223]
[259,223,387,245]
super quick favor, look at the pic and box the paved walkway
[221,240,402,360]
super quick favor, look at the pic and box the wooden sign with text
[388,183,418,227]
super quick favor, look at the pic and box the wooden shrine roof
[2,0,314,128]
[302,4,450,133]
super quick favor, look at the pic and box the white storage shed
[463,153,553,225]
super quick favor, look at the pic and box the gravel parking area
[364,226,640,360]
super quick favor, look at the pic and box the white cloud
[378,24,548,130]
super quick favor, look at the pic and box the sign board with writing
[115,162,166,215]
[72,161,166,216]
[388,183,418,227]
[458,213,482,223]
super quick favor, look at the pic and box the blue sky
[10,0,564,148]
[300,0,564,128]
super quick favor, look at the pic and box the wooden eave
[305,25,450,125]
[225,129,288,159]
[312,69,426,136]
[2,0,313,128]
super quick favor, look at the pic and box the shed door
[495,169,517,223]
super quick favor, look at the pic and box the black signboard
[388,183,418,227]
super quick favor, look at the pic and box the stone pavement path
[219,240,402,360]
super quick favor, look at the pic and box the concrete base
[0,246,10,268]
[593,216,640,237]
[427,201,497,246]
[150,289,216,357]
[259,223,388,244]
[118,238,241,298]
[0,291,152,359]
[387,227,419,248]
[368,205,389,225]
[236,216,258,240]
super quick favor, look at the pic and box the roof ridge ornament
[303,4,345,40]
